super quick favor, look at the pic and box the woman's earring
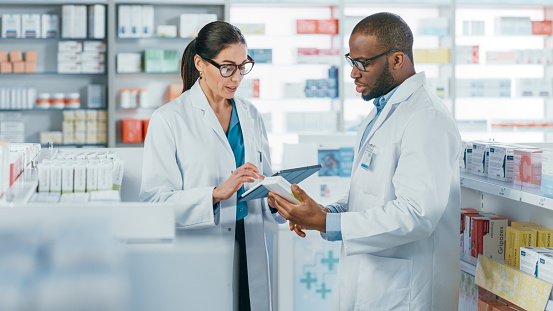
[199,71,203,80]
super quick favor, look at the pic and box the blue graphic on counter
[294,234,341,310]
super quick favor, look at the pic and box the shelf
[55,144,108,148]
[116,107,160,111]
[116,37,193,41]
[0,37,106,41]
[460,172,553,210]
[0,108,107,112]
[2,168,39,205]
[0,72,106,76]
[116,72,179,75]
[116,142,144,148]
[115,0,225,4]
[460,253,477,276]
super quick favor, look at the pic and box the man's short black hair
[352,12,414,63]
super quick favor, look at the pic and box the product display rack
[2,0,552,150]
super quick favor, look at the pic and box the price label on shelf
[539,197,546,207]
[475,256,552,311]
[498,187,506,197]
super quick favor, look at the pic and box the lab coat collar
[356,72,427,156]
[189,79,235,160]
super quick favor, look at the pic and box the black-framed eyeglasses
[203,55,255,78]
[345,50,401,72]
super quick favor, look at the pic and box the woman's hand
[213,162,264,204]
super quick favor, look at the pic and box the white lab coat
[327,72,461,311]
[139,80,285,311]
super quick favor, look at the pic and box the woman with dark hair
[140,21,285,311]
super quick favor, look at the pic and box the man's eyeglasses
[345,50,401,72]
[203,55,255,78]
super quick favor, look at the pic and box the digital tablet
[238,164,322,202]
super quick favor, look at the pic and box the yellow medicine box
[511,222,553,247]
[506,226,537,269]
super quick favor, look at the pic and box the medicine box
[506,226,536,269]
[460,141,473,172]
[62,5,75,38]
[514,148,542,190]
[520,247,553,277]
[84,41,106,52]
[74,5,87,38]
[58,41,82,52]
[511,222,553,247]
[117,53,142,73]
[118,5,131,38]
[488,144,515,182]
[130,5,142,38]
[41,14,58,38]
[141,6,154,38]
[463,213,482,255]
[532,21,552,36]
[456,46,479,64]
[471,141,491,176]
[542,151,553,198]
[21,14,40,38]
[262,176,301,204]
[2,14,21,38]
[470,215,508,261]
[88,5,105,39]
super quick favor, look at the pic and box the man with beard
[269,12,461,310]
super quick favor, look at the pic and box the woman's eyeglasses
[203,55,255,78]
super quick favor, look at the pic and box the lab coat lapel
[234,98,257,191]
[189,80,234,159]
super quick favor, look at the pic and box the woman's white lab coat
[327,72,461,311]
[140,80,285,311]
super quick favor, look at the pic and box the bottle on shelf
[35,93,51,109]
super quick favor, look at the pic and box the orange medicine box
[142,119,149,140]
[25,62,36,73]
[0,62,12,73]
[121,119,143,143]
[506,226,537,269]
[532,21,552,36]
[296,19,317,34]
[25,50,38,63]
[316,19,338,35]
[12,62,24,73]
[478,298,507,311]
[470,215,508,260]
[0,51,7,62]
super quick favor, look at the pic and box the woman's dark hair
[181,21,247,93]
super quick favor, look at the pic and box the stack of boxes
[62,5,105,39]
[62,110,107,145]
[456,79,511,98]
[144,49,179,73]
[297,48,340,65]
[0,120,25,143]
[0,50,37,74]
[296,19,339,35]
[120,119,149,144]
[304,66,339,98]
[58,41,105,74]
[118,5,154,38]
[461,208,509,262]
[2,14,59,38]
[0,87,37,109]
[248,49,272,64]
[413,48,450,64]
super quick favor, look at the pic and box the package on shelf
[12,61,24,73]
[249,49,272,64]
[542,151,553,199]
[75,5,87,38]
[61,5,75,38]
[9,50,22,62]
[40,131,62,145]
[470,215,508,260]
[234,23,265,34]
[470,141,492,176]
[456,46,479,64]
[142,5,154,38]
[0,62,12,74]
[41,14,58,38]
[58,41,82,53]
[511,222,553,247]
[506,226,537,269]
[297,48,340,65]
[120,119,143,143]
[144,49,162,73]
[537,252,553,289]
[516,78,552,97]
[117,53,142,73]
[179,13,217,38]
[9,152,24,186]
[495,16,531,36]
[413,48,450,64]
[462,20,485,36]
[0,87,36,110]
[0,119,25,143]
[460,208,480,252]
[21,14,40,38]
[157,25,177,38]
[532,21,552,36]
[81,51,105,63]
[81,61,104,74]
[162,50,179,73]
[86,84,105,108]
[463,212,488,256]
[514,148,542,191]
[58,51,81,63]
[427,77,449,98]
[488,144,515,182]
[118,5,131,38]
[88,5,105,39]
[316,19,338,35]
[459,141,473,172]
[418,17,449,36]
[519,246,553,277]
[283,83,306,99]
[2,14,21,38]
[456,79,511,98]
[83,41,106,52]
[486,51,515,64]
[236,79,260,98]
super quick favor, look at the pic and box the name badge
[361,144,375,170]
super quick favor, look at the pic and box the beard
[361,59,396,102]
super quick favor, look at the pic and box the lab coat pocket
[356,254,412,311]
[355,145,390,196]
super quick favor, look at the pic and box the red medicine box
[142,119,150,140]
[317,19,339,35]
[532,21,552,36]
[121,119,143,143]
[297,20,317,34]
